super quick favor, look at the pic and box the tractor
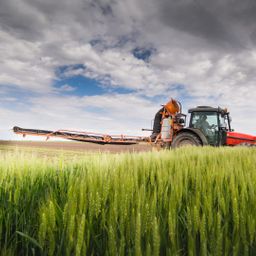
[150,99,255,148]
[13,98,255,148]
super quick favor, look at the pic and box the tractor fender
[175,128,208,145]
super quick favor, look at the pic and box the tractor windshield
[190,112,219,145]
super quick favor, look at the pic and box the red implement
[226,131,256,146]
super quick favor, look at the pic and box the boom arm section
[13,126,147,145]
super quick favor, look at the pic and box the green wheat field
[0,147,256,255]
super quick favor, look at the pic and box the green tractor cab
[188,106,232,146]
[171,106,232,148]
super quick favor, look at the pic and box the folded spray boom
[13,126,147,145]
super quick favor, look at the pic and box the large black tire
[171,132,202,148]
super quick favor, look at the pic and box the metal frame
[13,126,146,145]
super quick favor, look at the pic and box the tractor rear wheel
[171,132,202,148]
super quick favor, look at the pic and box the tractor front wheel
[171,132,202,148]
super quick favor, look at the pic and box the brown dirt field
[0,140,152,153]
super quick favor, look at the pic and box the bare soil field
[0,140,152,153]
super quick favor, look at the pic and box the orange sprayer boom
[13,126,147,145]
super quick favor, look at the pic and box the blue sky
[54,64,135,96]
[0,0,255,140]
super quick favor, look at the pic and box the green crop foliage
[0,147,255,255]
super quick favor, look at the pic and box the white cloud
[1,93,161,140]
[57,84,76,92]
[0,0,255,140]
[0,30,54,92]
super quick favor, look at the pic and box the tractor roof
[188,106,228,114]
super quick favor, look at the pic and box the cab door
[218,113,229,146]
[190,112,220,146]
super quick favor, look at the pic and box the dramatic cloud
[0,0,255,140]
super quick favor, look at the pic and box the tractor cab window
[219,115,228,130]
[219,113,231,131]
[190,112,219,145]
